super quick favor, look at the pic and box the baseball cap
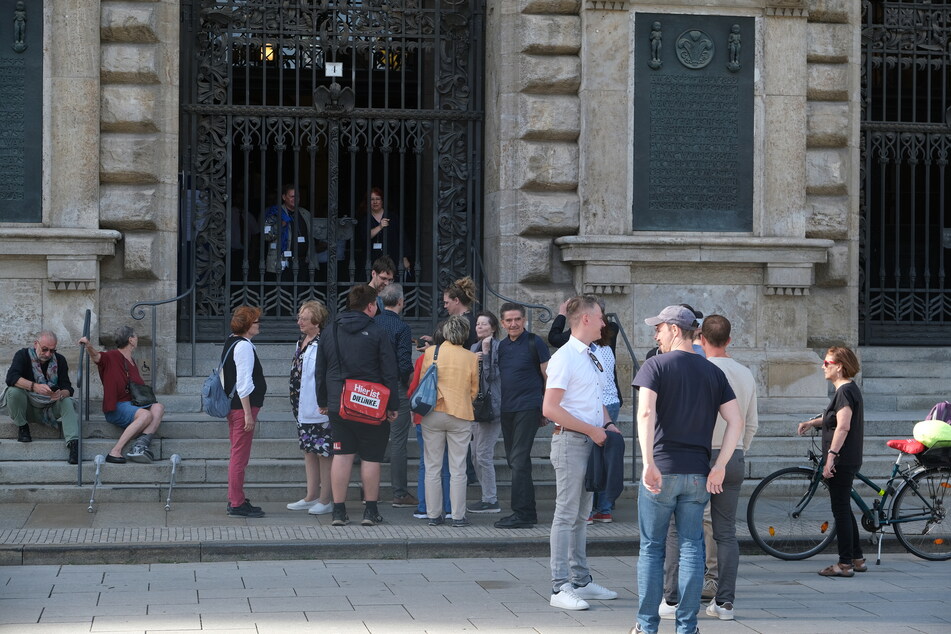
[644,305,699,330]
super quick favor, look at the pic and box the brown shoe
[852,558,868,572]
[818,563,854,577]
[391,493,419,508]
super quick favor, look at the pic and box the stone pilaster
[484,0,581,316]
[98,0,179,391]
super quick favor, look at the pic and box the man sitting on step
[3,330,80,464]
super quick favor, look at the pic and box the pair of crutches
[87,454,182,512]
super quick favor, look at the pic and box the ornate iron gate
[860,0,951,344]
[179,0,484,341]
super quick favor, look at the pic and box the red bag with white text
[340,379,390,425]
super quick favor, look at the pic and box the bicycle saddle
[886,438,927,454]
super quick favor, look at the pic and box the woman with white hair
[418,315,479,527]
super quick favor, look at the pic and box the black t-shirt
[822,381,864,468]
[632,350,736,475]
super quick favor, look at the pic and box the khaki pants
[5,386,79,442]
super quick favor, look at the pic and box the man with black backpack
[494,302,550,528]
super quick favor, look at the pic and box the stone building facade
[2,0,860,410]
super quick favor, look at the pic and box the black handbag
[123,359,157,407]
[472,358,494,422]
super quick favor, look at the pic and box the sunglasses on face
[822,360,838,367]
[40,347,56,353]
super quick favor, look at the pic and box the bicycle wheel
[892,467,951,561]
[747,466,836,560]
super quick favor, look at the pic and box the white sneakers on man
[307,501,334,515]
[706,601,734,620]
[550,587,590,611]
[563,581,618,601]
[658,600,677,619]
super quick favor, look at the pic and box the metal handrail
[471,247,553,331]
[606,311,640,486]
[76,309,91,486]
[130,283,196,390]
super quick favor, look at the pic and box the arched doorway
[178,0,485,340]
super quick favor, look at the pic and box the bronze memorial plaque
[633,13,754,232]
[0,0,41,223]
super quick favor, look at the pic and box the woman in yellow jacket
[420,315,479,527]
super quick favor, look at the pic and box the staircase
[0,344,944,503]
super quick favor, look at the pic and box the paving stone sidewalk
[0,554,949,633]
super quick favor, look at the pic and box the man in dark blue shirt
[494,302,550,528]
[375,282,417,509]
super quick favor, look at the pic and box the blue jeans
[415,424,450,514]
[637,474,709,634]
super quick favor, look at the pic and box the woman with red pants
[222,306,268,518]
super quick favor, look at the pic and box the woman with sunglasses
[797,347,866,577]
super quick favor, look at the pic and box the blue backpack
[409,345,440,416]
[201,340,239,418]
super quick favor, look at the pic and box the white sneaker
[706,601,734,621]
[550,588,589,611]
[287,499,318,511]
[658,600,677,620]
[563,581,617,601]
[307,501,334,515]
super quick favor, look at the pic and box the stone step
[857,346,947,363]
[862,377,951,397]
[866,393,947,412]
[860,360,951,379]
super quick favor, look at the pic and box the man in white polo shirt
[543,295,621,610]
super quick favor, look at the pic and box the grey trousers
[388,397,413,497]
[663,449,744,605]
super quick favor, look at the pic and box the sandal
[818,563,854,577]
[852,558,868,572]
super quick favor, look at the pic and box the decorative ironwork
[180,0,484,340]
[860,0,951,344]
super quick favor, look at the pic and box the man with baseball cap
[629,306,744,634]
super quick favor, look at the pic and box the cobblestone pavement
[0,554,948,633]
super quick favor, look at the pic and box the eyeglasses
[253,320,261,324]
[587,350,604,372]
[822,360,839,367]
[39,346,56,353]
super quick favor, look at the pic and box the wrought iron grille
[860,0,951,344]
[179,0,484,341]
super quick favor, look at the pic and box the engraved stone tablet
[0,0,41,222]
[633,13,753,232]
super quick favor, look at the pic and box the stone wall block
[764,15,807,96]
[517,95,580,141]
[51,0,100,79]
[805,148,848,195]
[766,352,826,398]
[122,233,158,278]
[515,236,554,283]
[101,44,161,84]
[516,141,579,191]
[100,134,161,185]
[50,77,101,228]
[520,55,581,94]
[763,96,807,236]
[807,23,851,63]
[806,101,849,148]
[808,0,851,24]
[805,195,849,239]
[101,3,159,43]
[580,10,627,86]
[0,280,43,351]
[101,85,159,133]
[520,0,580,15]
[519,15,581,55]
[101,185,160,231]
[807,63,849,101]
[518,191,581,235]
[808,286,856,347]
[815,242,849,287]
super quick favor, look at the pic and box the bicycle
[746,429,951,562]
